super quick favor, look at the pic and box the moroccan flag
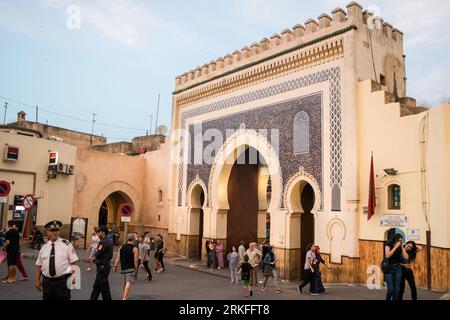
[367,153,376,220]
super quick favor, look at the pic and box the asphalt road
[0,257,445,300]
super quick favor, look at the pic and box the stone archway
[186,178,207,259]
[208,128,282,250]
[283,169,321,280]
[90,181,142,243]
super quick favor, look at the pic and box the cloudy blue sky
[0,0,449,141]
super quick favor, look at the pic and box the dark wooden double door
[226,150,259,252]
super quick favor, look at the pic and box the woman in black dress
[399,241,420,300]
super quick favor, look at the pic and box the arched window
[293,111,310,155]
[158,189,163,204]
[388,184,401,210]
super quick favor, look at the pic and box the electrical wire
[0,95,148,132]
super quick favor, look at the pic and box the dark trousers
[138,259,152,280]
[399,268,417,300]
[90,264,112,300]
[298,269,316,293]
[158,253,165,270]
[42,275,71,300]
[207,252,214,268]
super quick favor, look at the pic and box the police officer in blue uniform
[35,220,79,300]
[89,225,113,300]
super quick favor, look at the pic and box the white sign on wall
[121,216,131,223]
[380,215,409,228]
[407,228,420,241]
[0,196,7,203]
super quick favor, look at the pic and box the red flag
[367,153,376,220]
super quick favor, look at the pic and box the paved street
[0,248,446,300]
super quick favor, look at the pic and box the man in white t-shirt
[245,242,262,287]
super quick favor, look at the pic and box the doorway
[226,147,263,252]
[299,183,315,279]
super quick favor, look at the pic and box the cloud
[409,66,450,105]
[39,0,192,49]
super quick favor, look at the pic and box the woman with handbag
[260,246,281,293]
[384,233,409,300]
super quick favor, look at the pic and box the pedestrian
[211,240,217,267]
[238,241,246,264]
[227,246,239,284]
[31,227,44,250]
[260,240,270,270]
[205,240,211,268]
[399,241,420,300]
[89,225,114,300]
[260,246,281,293]
[144,232,151,256]
[86,228,100,271]
[215,240,224,269]
[206,240,215,269]
[155,234,166,273]
[137,235,152,281]
[35,220,79,300]
[312,245,327,294]
[14,223,28,281]
[298,243,318,295]
[2,220,20,284]
[383,233,408,300]
[133,232,139,248]
[245,242,262,288]
[238,254,253,297]
[114,233,139,300]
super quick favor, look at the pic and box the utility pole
[154,94,160,135]
[3,102,8,125]
[148,114,153,136]
[90,113,97,146]
[35,105,39,123]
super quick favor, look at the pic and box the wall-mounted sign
[380,215,409,228]
[4,145,19,161]
[0,181,11,197]
[407,228,420,241]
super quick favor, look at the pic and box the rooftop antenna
[3,102,8,125]
[148,114,153,136]
[90,113,97,146]
[154,94,160,135]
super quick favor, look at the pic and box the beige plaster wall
[0,131,77,228]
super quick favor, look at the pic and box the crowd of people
[1,221,421,300]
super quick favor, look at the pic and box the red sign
[23,194,35,211]
[0,181,11,197]
[119,203,134,217]
[49,151,58,165]
[5,146,19,161]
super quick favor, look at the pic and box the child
[227,246,239,284]
[238,254,253,297]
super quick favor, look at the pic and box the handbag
[0,251,6,264]
[263,266,271,277]
[381,257,393,274]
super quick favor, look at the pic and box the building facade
[166,1,450,291]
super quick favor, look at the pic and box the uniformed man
[89,225,113,300]
[35,220,79,300]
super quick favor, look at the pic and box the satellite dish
[156,125,168,135]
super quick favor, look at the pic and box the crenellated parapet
[174,1,404,96]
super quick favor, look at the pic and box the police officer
[35,220,79,300]
[89,225,113,300]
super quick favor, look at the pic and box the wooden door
[226,152,259,252]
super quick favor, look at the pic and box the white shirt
[36,237,79,278]
[91,235,100,250]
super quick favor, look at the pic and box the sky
[0,0,449,142]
